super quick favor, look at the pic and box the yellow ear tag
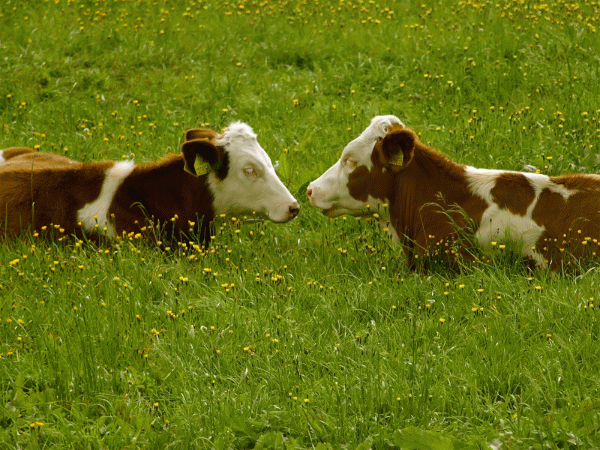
[389,153,403,166]
[194,158,211,176]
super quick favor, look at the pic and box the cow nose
[289,203,300,217]
[306,188,313,199]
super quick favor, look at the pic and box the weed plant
[1,0,600,449]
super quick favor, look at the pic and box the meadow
[1,0,600,448]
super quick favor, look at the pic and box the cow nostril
[306,188,312,199]
[289,204,300,216]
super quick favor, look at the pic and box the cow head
[307,115,415,217]
[182,122,300,223]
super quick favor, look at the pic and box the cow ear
[380,128,416,172]
[181,139,223,177]
[185,128,221,143]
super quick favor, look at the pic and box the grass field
[2,0,600,448]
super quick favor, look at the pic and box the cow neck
[110,154,215,232]
[389,143,470,248]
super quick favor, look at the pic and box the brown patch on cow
[109,155,215,240]
[457,194,489,228]
[551,173,600,191]
[347,164,395,204]
[491,172,535,216]
[347,165,370,202]
[530,188,567,267]
[533,188,600,239]
[0,157,109,235]
[531,184,600,268]
[532,188,565,227]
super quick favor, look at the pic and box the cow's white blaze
[307,115,404,217]
[77,161,135,236]
[208,122,298,222]
[0,151,5,164]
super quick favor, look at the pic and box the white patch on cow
[77,161,135,236]
[465,166,578,266]
[207,122,298,223]
[0,151,5,164]
[522,171,576,201]
[464,167,505,204]
[476,204,547,266]
[466,166,575,204]
[307,115,404,216]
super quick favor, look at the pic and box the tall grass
[1,0,600,448]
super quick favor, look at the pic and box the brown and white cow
[307,115,600,269]
[0,122,299,246]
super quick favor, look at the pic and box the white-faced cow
[307,115,600,270]
[0,122,299,246]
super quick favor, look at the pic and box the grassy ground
[1,0,600,449]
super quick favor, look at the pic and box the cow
[0,122,299,246]
[307,115,600,270]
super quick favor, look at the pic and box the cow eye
[244,167,257,177]
[344,157,358,169]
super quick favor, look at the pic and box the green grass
[2,0,600,448]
